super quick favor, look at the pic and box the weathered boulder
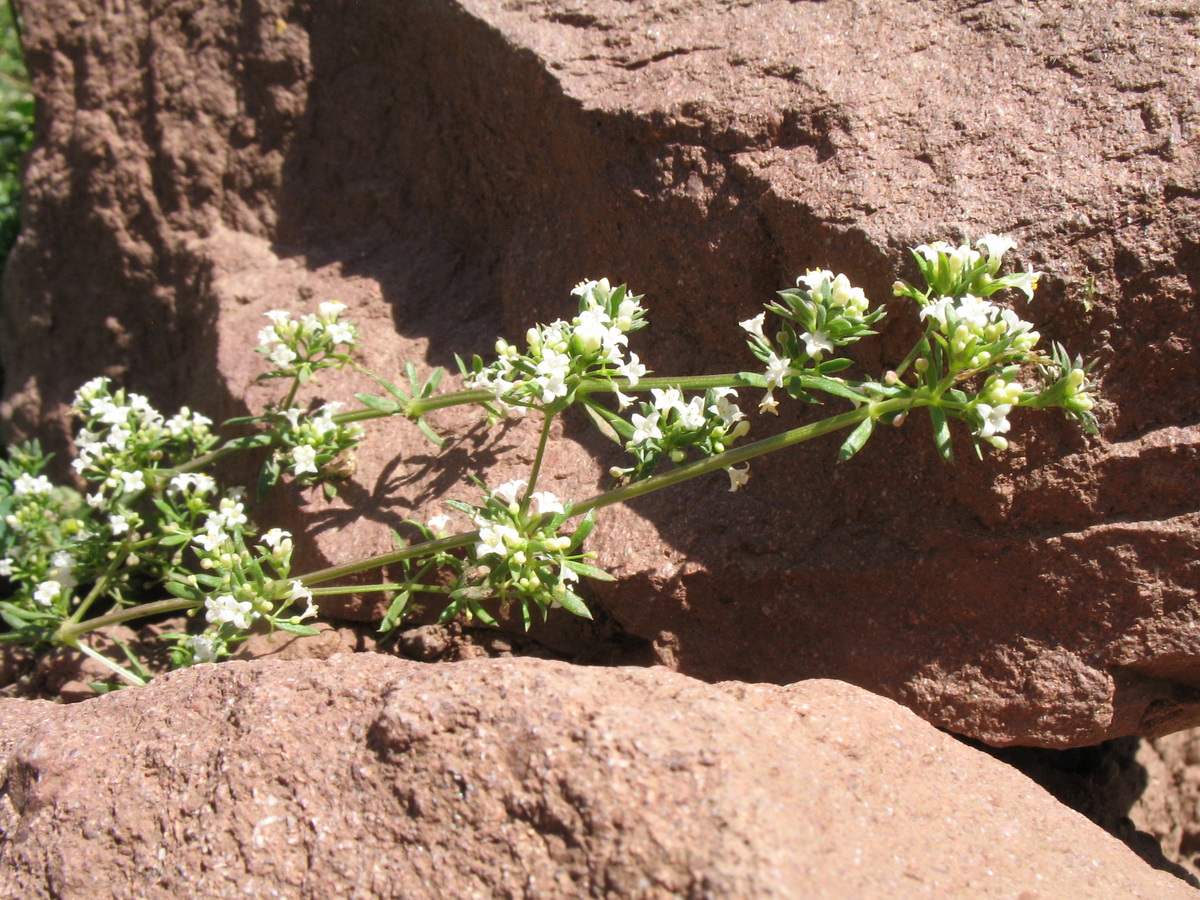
[3,0,1199,746]
[1,656,1195,898]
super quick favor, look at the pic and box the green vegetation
[0,1,31,281]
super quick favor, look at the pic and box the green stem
[521,412,556,513]
[64,540,131,626]
[57,597,201,643]
[572,396,918,516]
[307,583,452,596]
[70,638,148,687]
[299,532,477,587]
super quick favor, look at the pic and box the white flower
[615,352,647,387]
[192,527,229,553]
[257,324,280,347]
[186,635,218,664]
[534,349,572,403]
[318,301,347,320]
[826,273,870,315]
[285,580,317,619]
[678,397,707,431]
[629,410,662,445]
[118,469,146,495]
[739,313,768,343]
[976,234,1015,272]
[651,388,686,415]
[531,491,565,516]
[12,473,52,496]
[491,479,528,506]
[1006,270,1040,301]
[800,329,834,359]
[205,594,256,630]
[797,269,832,293]
[759,391,780,415]
[426,514,452,534]
[572,309,623,356]
[260,528,293,552]
[708,388,744,428]
[264,309,292,327]
[211,498,248,531]
[975,403,1013,441]
[0,558,12,577]
[615,390,635,410]
[726,464,751,492]
[325,321,357,345]
[109,513,130,536]
[764,352,799,391]
[476,523,522,558]
[33,580,62,606]
[269,345,298,368]
[291,444,319,476]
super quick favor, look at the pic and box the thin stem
[307,583,452,596]
[57,596,201,643]
[64,540,131,626]
[521,412,557,513]
[298,532,477,587]
[572,396,918,516]
[70,639,148,687]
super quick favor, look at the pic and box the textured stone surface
[3,0,1200,746]
[1,656,1195,898]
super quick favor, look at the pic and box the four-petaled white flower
[975,403,1013,441]
[476,523,522,558]
[260,528,293,552]
[531,491,565,516]
[800,329,834,359]
[763,352,799,391]
[118,469,146,495]
[426,514,452,534]
[726,464,751,492]
[33,580,62,606]
[186,635,218,664]
[739,313,767,343]
[629,410,662,446]
[615,352,647,386]
[205,594,256,630]
[491,479,527,506]
[109,513,130,536]
[291,444,319,476]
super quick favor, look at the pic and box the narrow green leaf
[165,581,206,603]
[804,375,867,404]
[379,590,411,631]
[423,367,445,397]
[257,453,282,500]
[569,510,597,551]
[554,589,593,619]
[444,499,478,517]
[838,417,875,462]
[415,417,446,448]
[271,620,319,636]
[354,392,401,413]
[562,559,615,581]
[224,434,274,452]
[929,406,954,461]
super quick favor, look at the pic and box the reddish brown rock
[1,656,1195,898]
[2,0,1199,747]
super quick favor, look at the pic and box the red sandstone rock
[2,0,1198,747]
[1,656,1195,898]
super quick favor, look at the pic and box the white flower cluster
[72,378,213,482]
[919,293,1040,370]
[908,235,1040,301]
[744,269,885,415]
[273,402,364,482]
[614,386,750,487]
[466,279,647,413]
[257,302,359,374]
[441,478,603,623]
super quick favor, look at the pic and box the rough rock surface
[1,655,1195,899]
[3,0,1200,747]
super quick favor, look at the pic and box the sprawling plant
[0,238,1097,687]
